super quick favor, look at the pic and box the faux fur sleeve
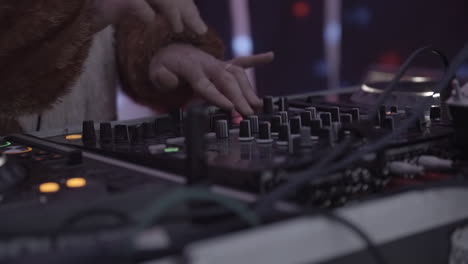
[0,0,95,118]
[115,14,225,112]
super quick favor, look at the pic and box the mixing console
[38,89,458,208]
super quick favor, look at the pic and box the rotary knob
[215,120,229,139]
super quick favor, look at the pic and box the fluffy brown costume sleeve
[0,0,95,134]
[115,15,225,112]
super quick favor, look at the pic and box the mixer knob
[384,117,395,131]
[82,121,96,143]
[99,122,112,143]
[310,119,323,136]
[300,111,312,127]
[279,111,289,124]
[215,120,229,139]
[305,107,317,120]
[142,122,156,139]
[248,115,260,134]
[430,105,441,120]
[263,96,274,114]
[239,120,254,141]
[278,97,289,111]
[318,128,333,146]
[278,124,291,143]
[114,125,129,144]
[390,106,398,113]
[319,112,332,127]
[271,115,282,134]
[379,105,387,126]
[328,107,341,122]
[404,106,413,117]
[349,108,360,122]
[290,117,302,135]
[340,114,353,124]
[258,122,273,143]
[289,135,302,155]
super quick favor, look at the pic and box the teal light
[0,142,11,148]
[164,147,179,153]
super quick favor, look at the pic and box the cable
[137,187,260,230]
[311,209,389,264]
[366,46,449,121]
[257,43,468,212]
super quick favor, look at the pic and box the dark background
[196,0,468,96]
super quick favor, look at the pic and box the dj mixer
[38,87,458,205]
[0,85,467,264]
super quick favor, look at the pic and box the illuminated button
[164,147,179,153]
[39,182,60,193]
[33,156,47,162]
[66,178,87,188]
[0,141,11,148]
[65,134,83,140]
[3,146,33,155]
[50,154,63,160]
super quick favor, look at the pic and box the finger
[149,65,179,92]
[165,7,184,33]
[178,62,234,110]
[212,68,254,116]
[226,65,263,108]
[181,1,208,34]
[130,0,156,25]
[193,78,234,111]
[229,52,275,69]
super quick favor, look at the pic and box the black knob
[271,115,282,133]
[305,107,317,120]
[300,111,312,127]
[349,108,360,122]
[379,105,387,126]
[318,128,333,146]
[390,106,398,113]
[279,111,289,124]
[290,117,302,135]
[278,124,291,142]
[99,123,112,143]
[258,122,272,142]
[328,107,341,122]
[215,120,229,139]
[384,117,395,131]
[278,97,289,111]
[430,105,441,120]
[319,112,332,127]
[185,107,208,184]
[128,125,138,144]
[310,119,323,136]
[248,115,259,134]
[142,122,156,139]
[263,96,274,115]
[404,106,413,118]
[114,125,129,144]
[82,121,96,143]
[239,120,253,140]
[290,135,302,155]
[340,114,353,124]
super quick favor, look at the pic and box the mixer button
[257,122,273,144]
[319,112,332,127]
[289,117,302,135]
[263,96,275,114]
[239,120,254,141]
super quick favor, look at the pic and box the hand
[93,0,207,34]
[149,44,274,116]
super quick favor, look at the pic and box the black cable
[311,210,389,264]
[36,114,42,132]
[256,46,454,212]
[52,209,132,250]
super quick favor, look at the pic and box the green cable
[137,187,260,230]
